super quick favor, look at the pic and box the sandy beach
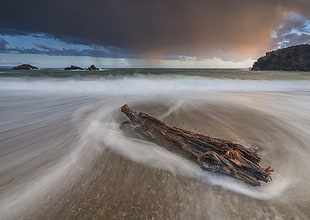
[0,70,309,219]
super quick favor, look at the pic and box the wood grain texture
[120,104,273,186]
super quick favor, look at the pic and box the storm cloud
[0,37,8,50]
[1,41,132,58]
[1,0,310,59]
[272,13,310,48]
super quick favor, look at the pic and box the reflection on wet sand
[0,81,309,219]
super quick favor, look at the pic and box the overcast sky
[0,0,310,68]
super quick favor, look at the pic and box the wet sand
[1,88,310,219]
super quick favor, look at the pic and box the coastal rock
[12,64,39,70]
[88,64,99,71]
[251,44,310,71]
[64,65,84,70]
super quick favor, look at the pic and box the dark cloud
[33,42,57,52]
[275,32,310,48]
[0,0,310,60]
[277,14,309,34]
[272,13,310,48]
[1,42,132,58]
[0,37,9,50]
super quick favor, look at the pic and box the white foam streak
[1,74,310,219]
[78,101,294,200]
[0,76,310,95]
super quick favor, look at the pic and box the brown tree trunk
[120,104,273,186]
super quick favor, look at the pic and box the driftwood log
[120,104,273,186]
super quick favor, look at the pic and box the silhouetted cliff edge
[251,44,310,71]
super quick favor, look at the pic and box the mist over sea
[0,68,310,219]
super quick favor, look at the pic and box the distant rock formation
[88,64,99,71]
[64,65,84,70]
[251,44,310,71]
[12,64,39,70]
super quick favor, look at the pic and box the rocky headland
[64,64,100,71]
[12,64,39,70]
[64,65,84,70]
[88,65,99,71]
[251,44,310,71]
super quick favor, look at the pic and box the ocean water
[0,68,309,219]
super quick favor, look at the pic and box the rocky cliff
[251,44,310,71]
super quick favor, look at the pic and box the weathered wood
[120,104,273,186]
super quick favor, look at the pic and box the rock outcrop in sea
[64,65,84,70]
[88,64,99,71]
[251,44,310,71]
[12,64,39,70]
